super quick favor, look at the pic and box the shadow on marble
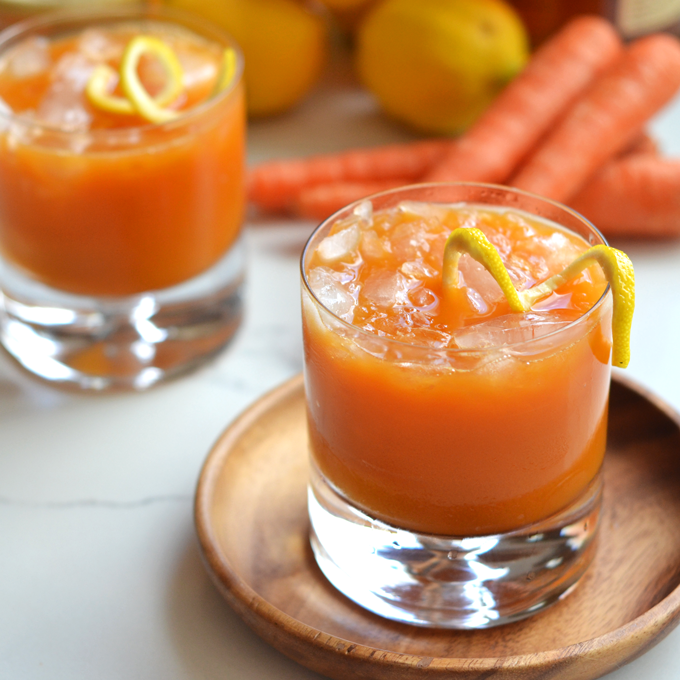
[166,534,326,680]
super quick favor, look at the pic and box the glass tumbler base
[0,238,245,391]
[309,465,602,629]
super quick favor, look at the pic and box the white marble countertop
[1,72,680,679]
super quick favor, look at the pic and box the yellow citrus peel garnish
[86,35,183,123]
[86,38,239,124]
[215,48,237,94]
[120,36,184,123]
[86,64,135,115]
[443,227,635,368]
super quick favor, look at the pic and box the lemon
[164,0,327,117]
[443,229,635,368]
[356,0,529,135]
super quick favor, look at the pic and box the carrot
[248,138,450,213]
[293,179,409,221]
[619,131,658,157]
[424,16,623,183]
[570,154,680,239]
[510,33,680,202]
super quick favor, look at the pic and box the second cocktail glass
[0,7,246,389]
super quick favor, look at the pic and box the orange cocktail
[0,9,246,389]
[302,183,616,627]
[0,10,245,296]
[303,187,611,537]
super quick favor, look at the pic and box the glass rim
[300,181,612,356]
[0,4,245,138]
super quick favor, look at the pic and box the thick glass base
[309,464,602,629]
[0,238,245,391]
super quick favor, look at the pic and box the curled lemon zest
[443,228,635,368]
[86,36,184,122]
[443,227,525,313]
[120,35,184,123]
[215,48,237,93]
[86,64,135,115]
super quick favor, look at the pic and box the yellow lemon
[165,0,327,117]
[356,0,529,134]
[443,228,635,368]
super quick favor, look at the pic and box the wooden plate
[195,373,680,680]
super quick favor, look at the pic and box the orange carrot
[619,131,658,157]
[511,33,680,202]
[424,16,623,183]
[570,154,680,238]
[248,139,450,213]
[293,179,409,221]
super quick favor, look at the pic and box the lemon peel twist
[215,48,238,94]
[86,35,184,123]
[120,36,184,123]
[86,64,135,115]
[87,38,239,123]
[443,228,635,368]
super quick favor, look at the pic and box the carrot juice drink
[301,183,634,628]
[0,13,244,295]
[0,9,246,389]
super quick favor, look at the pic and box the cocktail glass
[0,7,245,390]
[301,183,612,628]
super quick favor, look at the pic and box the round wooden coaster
[195,373,680,680]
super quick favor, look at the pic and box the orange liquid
[0,25,245,296]
[303,202,612,536]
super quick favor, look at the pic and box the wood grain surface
[195,373,680,680]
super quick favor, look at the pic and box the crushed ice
[316,223,360,263]
[36,52,94,131]
[307,266,355,322]
[5,36,51,79]
[453,310,579,350]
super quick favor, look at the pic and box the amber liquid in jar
[509,0,680,45]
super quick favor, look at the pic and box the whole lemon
[165,0,327,117]
[356,0,529,134]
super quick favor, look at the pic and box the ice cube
[360,269,411,308]
[509,230,584,287]
[401,260,438,280]
[77,29,123,62]
[538,232,584,273]
[397,200,451,224]
[307,266,355,321]
[353,199,373,224]
[359,229,387,261]
[36,53,94,131]
[0,96,11,131]
[407,285,438,312]
[483,228,512,258]
[459,255,503,307]
[316,223,361,263]
[52,52,95,90]
[453,310,580,350]
[6,36,51,79]
[178,49,218,89]
[399,327,452,349]
[389,220,434,261]
[37,85,92,131]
